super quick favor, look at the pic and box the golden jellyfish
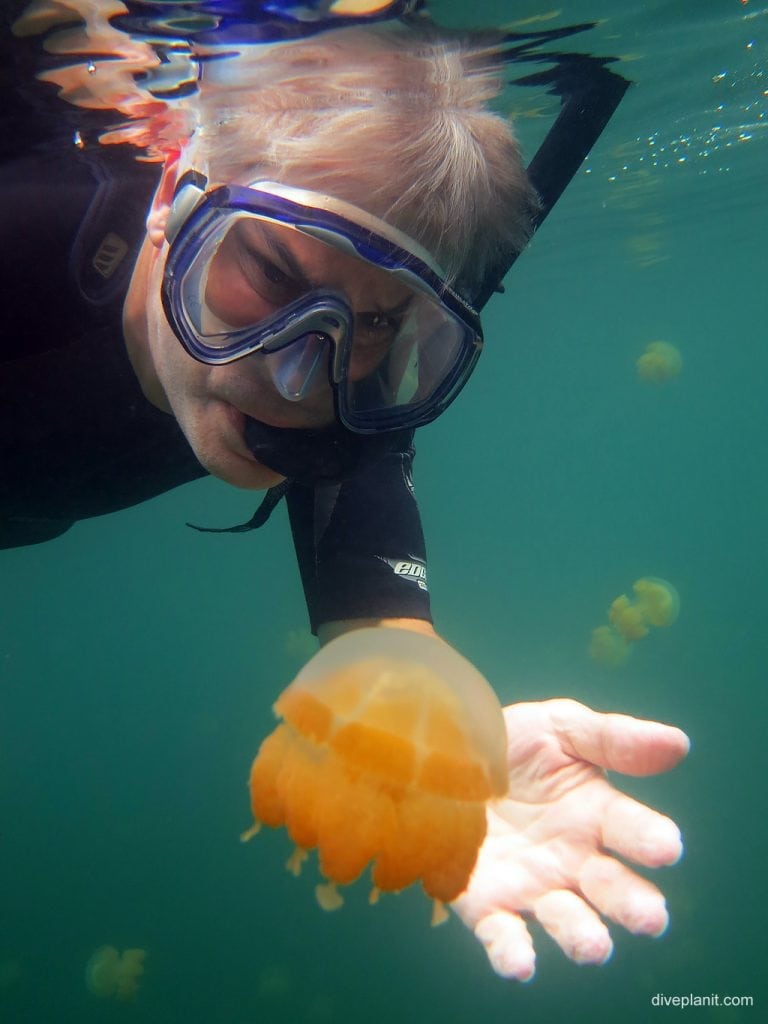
[590,576,680,668]
[633,577,680,628]
[85,946,146,1000]
[636,341,683,383]
[608,593,649,642]
[588,624,631,668]
[243,628,508,925]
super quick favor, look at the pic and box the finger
[601,791,684,867]
[473,911,536,982]
[548,698,690,776]
[531,890,613,966]
[579,853,669,937]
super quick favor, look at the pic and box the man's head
[124,22,540,488]
[190,23,538,299]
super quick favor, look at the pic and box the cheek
[147,302,209,402]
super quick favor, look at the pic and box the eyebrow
[248,221,415,317]
[370,294,413,318]
[259,224,314,290]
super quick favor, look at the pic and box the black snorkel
[189,20,631,534]
[187,416,415,532]
[242,416,412,485]
[472,23,632,309]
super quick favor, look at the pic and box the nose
[265,333,331,402]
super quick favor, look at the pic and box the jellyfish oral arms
[85,946,146,1000]
[244,628,508,923]
[636,341,682,383]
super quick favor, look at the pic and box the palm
[452,699,689,981]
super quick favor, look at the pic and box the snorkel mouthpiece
[242,416,411,484]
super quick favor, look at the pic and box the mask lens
[181,215,310,346]
[342,298,473,428]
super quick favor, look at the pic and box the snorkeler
[0,1,688,980]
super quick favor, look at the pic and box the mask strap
[186,479,291,533]
[166,169,208,244]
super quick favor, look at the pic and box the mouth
[221,398,315,439]
[241,411,358,484]
[219,403,258,460]
[219,400,324,473]
[220,380,333,426]
[215,387,351,484]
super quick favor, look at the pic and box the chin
[182,417,284,490]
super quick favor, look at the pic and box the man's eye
[356,311,401,345]
[258,256,290,287]
[240,248,299,300]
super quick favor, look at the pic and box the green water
[1,0,766,1021]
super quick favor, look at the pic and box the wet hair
[190,23,541,300]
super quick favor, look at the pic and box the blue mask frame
[162,179,483,434]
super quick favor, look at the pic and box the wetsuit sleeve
[285,443,432,634]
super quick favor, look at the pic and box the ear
[146,152,181,248]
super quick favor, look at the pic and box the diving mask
[162,176,483,434]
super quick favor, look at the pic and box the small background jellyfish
[243,628,508,925]
[85,946,146,1000]
[636,341,683,383]
[589,577,679,669]
[588,624,631,669]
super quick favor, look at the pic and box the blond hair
[191,23,540,300]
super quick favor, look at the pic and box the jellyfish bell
[85,946,146,1000]
[633,577,680,628]
[608,594,649,642]
[592,577,680,666]
[636,340,682,383]
[85,946,119,998]
[115,949,146,1000]
[588,624,631,668]
[244,628,508,924]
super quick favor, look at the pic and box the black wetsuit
[0,128,431,632]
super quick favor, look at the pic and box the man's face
[128,208,412,489]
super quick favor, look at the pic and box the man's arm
[285,439,433,636]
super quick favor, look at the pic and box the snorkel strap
[186,477,291,533]
[186,418,415,532]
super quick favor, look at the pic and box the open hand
[451,699,689,981]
